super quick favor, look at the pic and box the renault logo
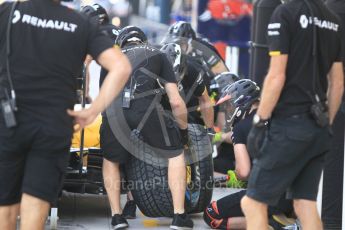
[12,10,21,24]
[300,15,308,29]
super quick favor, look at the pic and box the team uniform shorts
[100,102,184,163]
[246,114,330,206]
[0,116,72,205]
[213,190,293,219]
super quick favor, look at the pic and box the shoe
[203,201,229,229]
[122,200,137,219]
[269,215,286,230]
[111,214,129,229]
[170,213,194,229]
[269,214,297,230]
[283,219,302,230]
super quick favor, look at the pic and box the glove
[179,128,189,146]
[212,132,223,144]
[226,170,247,188]
[207,127,223,143]
[247,115,268,158]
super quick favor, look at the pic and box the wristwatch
[206,127,215,135]
[253,114,268,127]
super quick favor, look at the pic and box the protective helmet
[217,79,260,108]
[217,79,260,126]
[115,26,148,48]
[212,72,240,93]
[160,43,187,82]
[161,21,196,48]
[101,25,121,43]
[81,4,109,25]
[167,21,196,39]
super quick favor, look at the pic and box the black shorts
[246,115,330,206]
[215,190,293,218]
[0,118,72,205]
[100,116,130,163]
[101,105,183,162]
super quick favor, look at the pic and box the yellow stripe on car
[186,166,192,184]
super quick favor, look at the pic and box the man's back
[122,44,177,109]
[268,0,343,116]
[0,0,112,134]
[0,2,131,229]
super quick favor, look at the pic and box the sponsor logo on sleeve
[267,23,281,36]
[268,31,280,36]
[268,23,281,30]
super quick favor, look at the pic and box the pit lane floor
[47,188,242,230]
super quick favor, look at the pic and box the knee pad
[203,201,230,229]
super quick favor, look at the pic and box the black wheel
[126,124,214,217]
[185,153,214,214]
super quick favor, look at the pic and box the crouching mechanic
[0,1,131,230]
[203,80,293,230]
[211,72,240,132]
[210,72,240,174]
[100,26,194,229]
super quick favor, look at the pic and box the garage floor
[50,188,241,230]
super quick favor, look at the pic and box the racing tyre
[126,124,214,217]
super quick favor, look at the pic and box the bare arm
[256,55,288,119]
[85,63,91,102]
[198,89,214,128]
[221,131,232,144]
[233,144,251,180]
[165,83,188,130]
[216,111,226,130]
[84,55,93,101]
[68,47,131,129]
[327,62,344,125]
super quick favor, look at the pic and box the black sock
[175,212,187,218]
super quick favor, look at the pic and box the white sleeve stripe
[268,31,280,36]
[268,23,281,29]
